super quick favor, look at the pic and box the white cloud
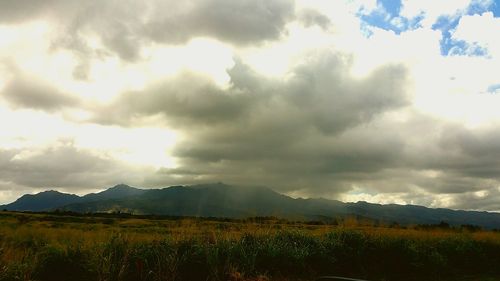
[1,0,500,211]
[452,12,500,57]
[400,0,493,27]
[349,27,442,77]
[0,107,177,169]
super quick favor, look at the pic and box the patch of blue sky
[433,15,466,55]
[468,0,493,15]
[446,40,490,57]
[360,10,407,34]
[358,0,498,55]
[359,0,423,35]
[487,84,500,94]
[432,1,495,56]
[376,0,401,17]
[491,0,500,16]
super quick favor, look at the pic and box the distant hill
[1,190,81,212]
[2,183,500,229]
[1,184,144,212]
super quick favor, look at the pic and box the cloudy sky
[1,0,500,211]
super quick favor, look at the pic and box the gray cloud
[392,123,500,195]
[144,0,295,46]
[0,0,63,24]
[96,52,408,130]
[298,9,332,29]
[1,74,79,111]
[93,51,409,196]
[156,124,408,196]
[90,49,500,211]
[449,187,500,211]
[435,126,500,179]
[358,118,500,198]
[93,71,263,127]
[0,143,147,193]
[0,0,295,61]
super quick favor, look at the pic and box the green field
[0,211,499,281]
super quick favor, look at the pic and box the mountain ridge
[2,183,499,229]
[1,184,144,211]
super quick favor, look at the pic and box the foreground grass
[0,212,499,281]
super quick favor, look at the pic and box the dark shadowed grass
[0,212,499,281]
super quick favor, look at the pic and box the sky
[1,0,500,211]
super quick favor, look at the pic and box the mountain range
[2,183,500,229]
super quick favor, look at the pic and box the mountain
[81,184,146,202]
[2,183,500,229]
[0,190,80,211]
[0,184,144,212]
[62,183,302,217]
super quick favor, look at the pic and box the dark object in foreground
[316,277,370,281]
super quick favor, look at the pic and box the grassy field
[0,211,499,281]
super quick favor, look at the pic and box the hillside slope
[2,183,500,228]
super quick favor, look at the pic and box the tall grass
[0,212,499,281]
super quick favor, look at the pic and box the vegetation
[4,184,500,229]
[1,211,499,281]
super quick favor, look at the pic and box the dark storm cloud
[1,75,79,111]
[93,51,410,195]
[390,123,500,195]
[450,187,500,211]
[106,63,500,208]
[353,117,500,196]
[96,53,408,130]
[156,124,408,195]
[436,126,500,179]
[412,173,494,194]
[284,54,408,134]
[0,0,295,61]
[355,121,500,207]
[0,144,144,191]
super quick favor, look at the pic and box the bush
[1,214,500,281]
[33,246,95,281]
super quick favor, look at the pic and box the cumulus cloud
[0,0,294,62]
[451,12,500,57]
[143,0,295,45]
[95,52,408,130]
[432,126,500,180]
[90,51,409,195]
[0,143,147,192]
[92,70,263,127]
[399,0,493,27]
[0,0,65,24]
[297,9,332,29]
[1,74,79,111]
[1,0,500,211]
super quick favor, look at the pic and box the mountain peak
[38,190,66,195]
[2,190,80,211]
[80,184,145,202]
[109,184,134,190]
